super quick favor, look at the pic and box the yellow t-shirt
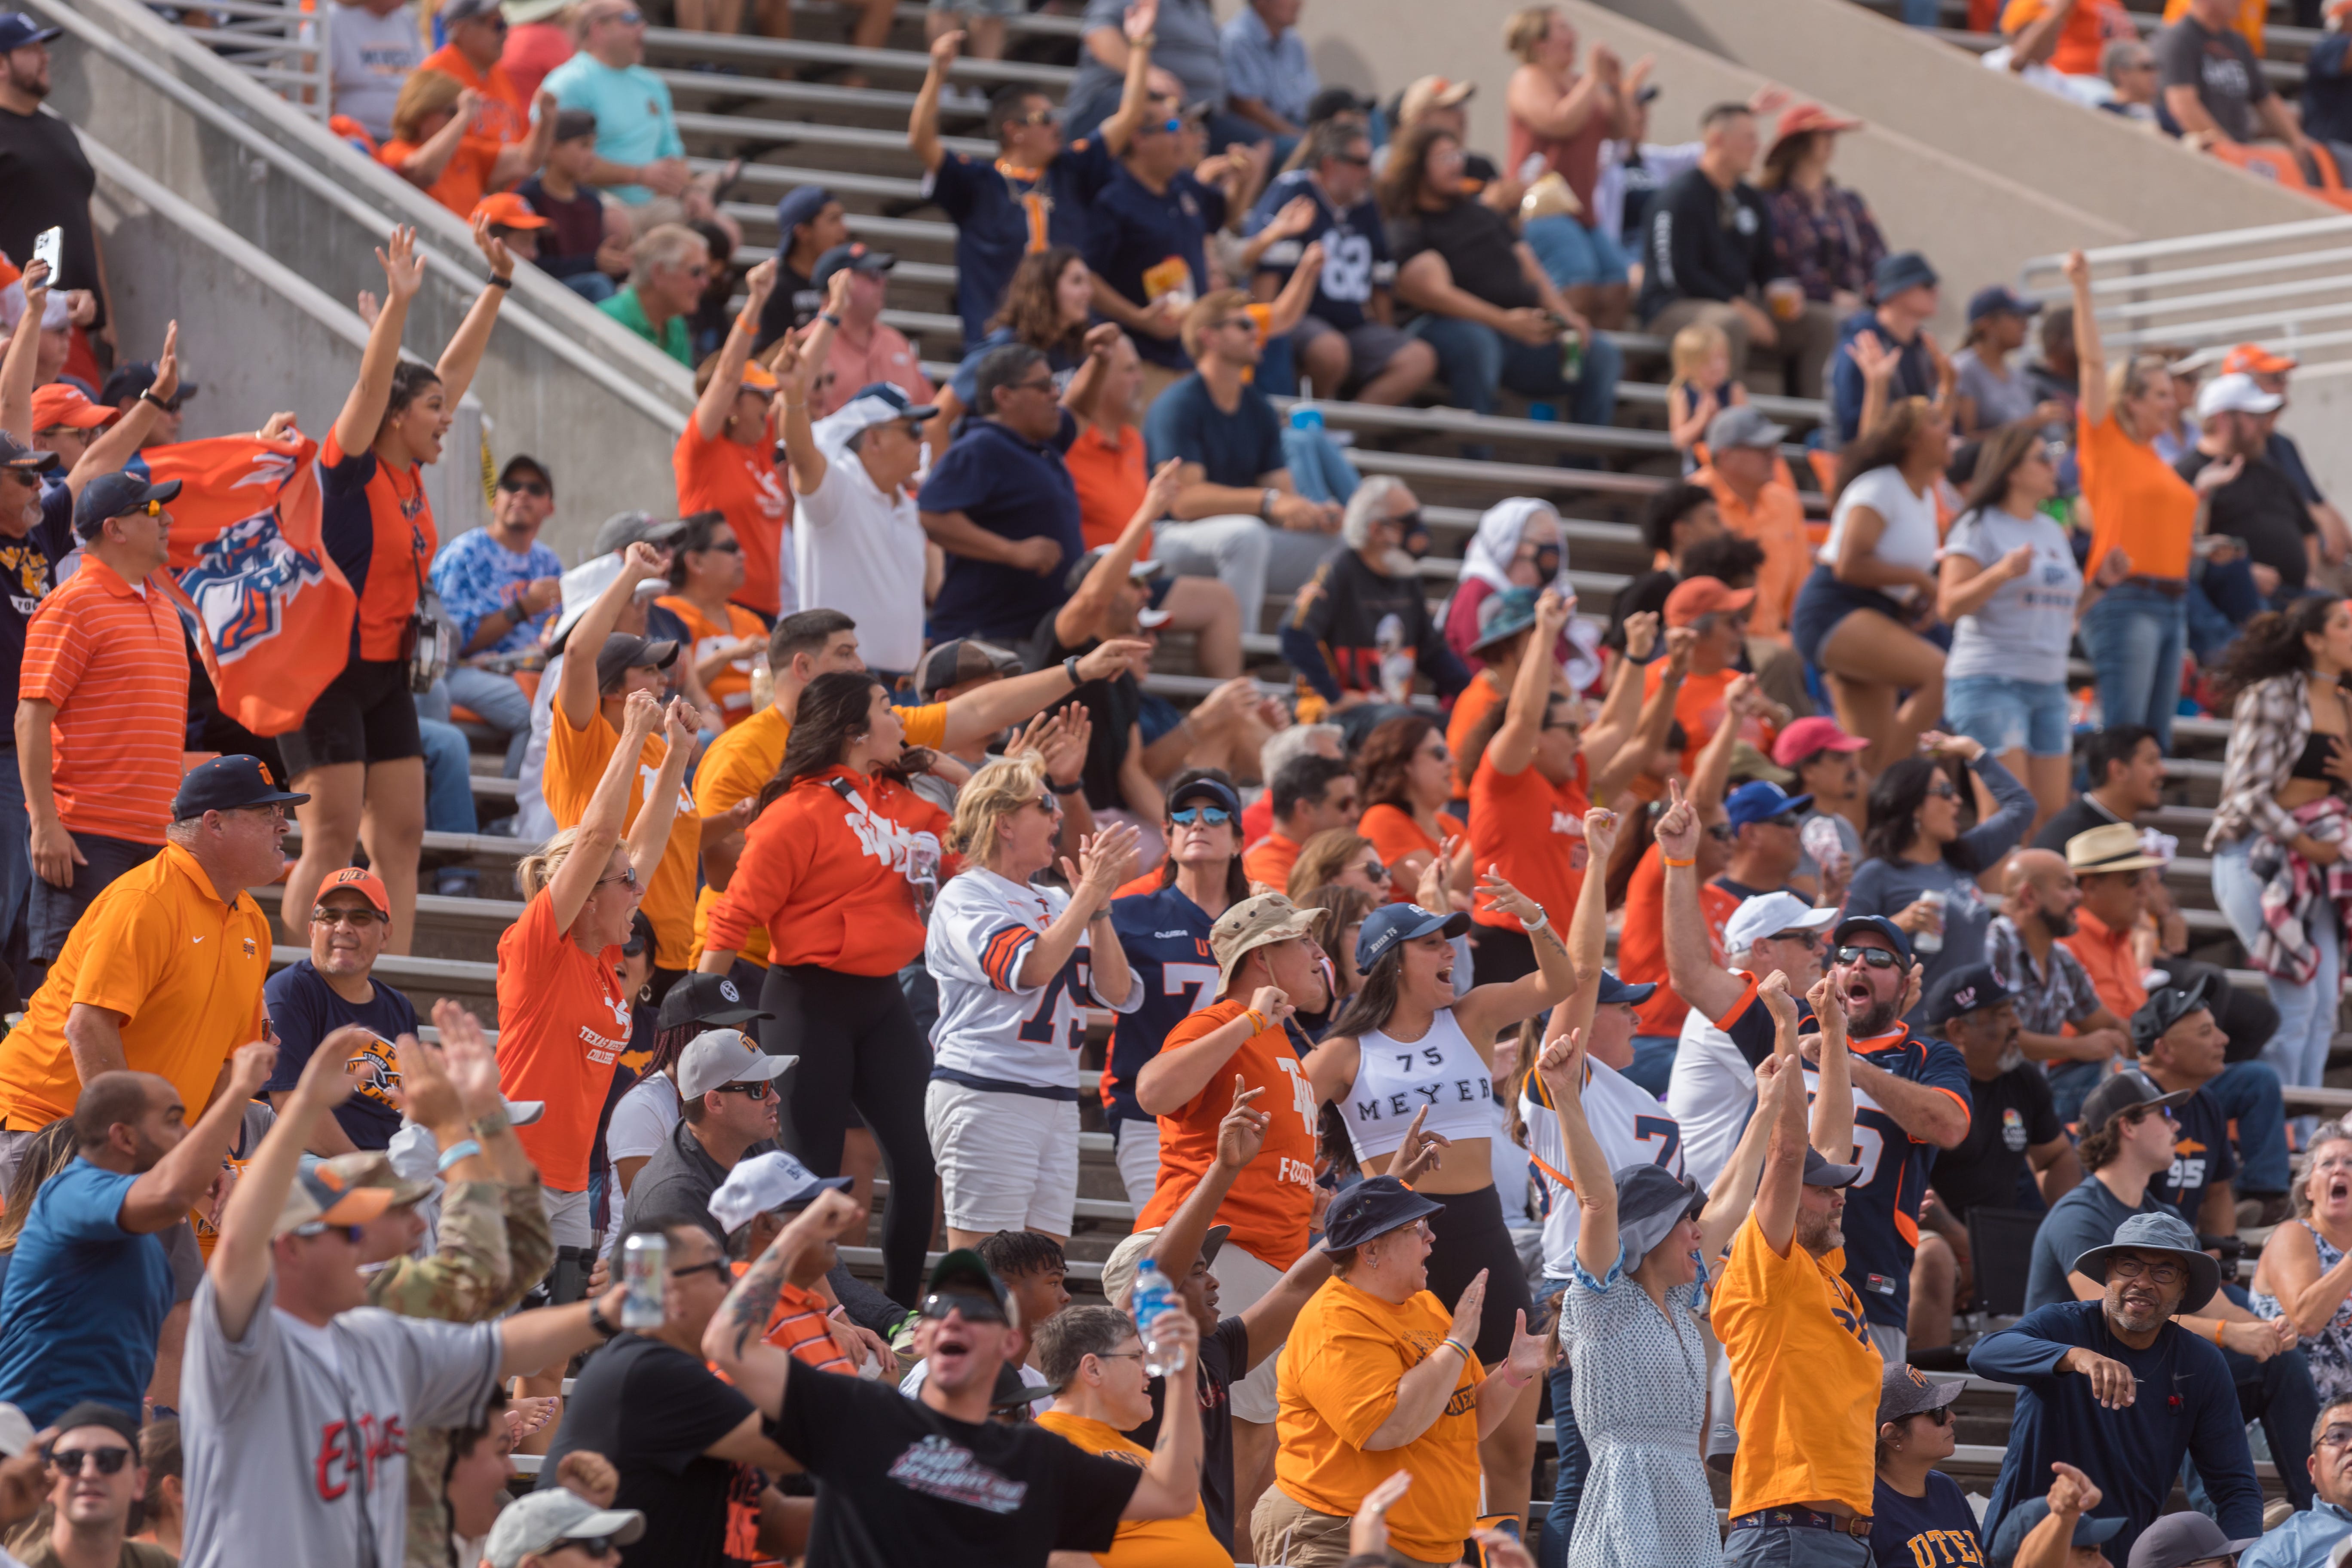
[1272,1276,1484,1564]
[1712,1212,1883,1518]
[689,698,950,966]
[544,701,701,971]
[1032,1409,1234,1568]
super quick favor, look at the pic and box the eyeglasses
[1358,859,1391,882]
[1926,780,1960,800]
[697,539,741,554]
[1705,823,1736,842]
[116,499,166,520]
[1016,107,1062,126]
[919,1290,1008,1324]
[1832,944,1902,970]
[1767,929,1823,951]
[596,866,641,892]
[2124,1105,2179,1127]
[668,1259,730,1282]
[1763,811,1803,829]
[1331,151,1372,167]
[498,479,551,497]
[311,906,388,928]
[601,6,645,21]
[2105,1255,2188,1286]
[1008,375,1057,395]
[557,1537,621,1561]
[2320,1424,2352,1450]
[716,1081,774,1100]
[1090,1349,1147,1364]
[1170,805,1234,826]
[48,1446,133,1476]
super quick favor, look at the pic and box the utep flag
[145,432,356,736]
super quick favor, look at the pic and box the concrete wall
[26,0,695,561]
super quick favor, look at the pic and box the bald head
[71,1072,185,1173]
[2002,848,2082,936]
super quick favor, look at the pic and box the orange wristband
[737,311,759,336]
[2208,1318,2226,1345]
[1662,855,1696,869]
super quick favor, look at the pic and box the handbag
[399,528,453,694]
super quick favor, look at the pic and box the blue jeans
[418,668,533,778]
[2185,557,2265,663]
[1624,1033,1678,1096]
[1533,1273,1586,1568]
[2211,1057,2291,1196]
[27,831,160,980]
[0,748,30,980]
[2182,1284,2319,1513]
[1522,215,1631,289]
[1409,313,1623,429]
[2080,582,2186,752]
[2046,1059,2104,1127]
[560,272,617,304]
[418,718,478,836]
[1944,674,2072,758]
[2213,836,2342,1093]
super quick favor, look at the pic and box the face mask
[1403,526,1432,560]
[1532,545,1562,579]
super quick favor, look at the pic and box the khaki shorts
[1251,1487,1456,1568]
[1214,1243,1289,1424]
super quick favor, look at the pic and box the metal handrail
[2020,214,2352,280]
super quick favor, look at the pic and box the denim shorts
[1944,673,2072,758]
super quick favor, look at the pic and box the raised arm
[2062,249,2108,428]
[1656,778,1745,1020]
[1487,591,1571,778]
[1137,994,1287,1116]
[1537,1026,1619,1279]
[120,1041,279,1233]
[908,29,958,172]
[1452,866,1578,1046]
[1803,974,1855,1164]
[556,540,668,731]
[1020,823,1142,1000]
[0,257,49,443]
[1751,998,1810,1257]
[1696,1055,1783,1263]
[1096,0,1161,158]
[937,637,1152,752]
[208,1027,364,1341]
[1542,807,1617,1053]
[434,217,517,410]
[62,322,181,501]
[623,699,697,878]
[1687,672,1749,812]
[695,259,778,442]
[1118,1310,1203,1521]
[703,1189,868,1415]
[1586,618,1683,802]
[769,306,830,497]
[334,228,424,459]
[551,690,663,933]
[1055,449,1182,649]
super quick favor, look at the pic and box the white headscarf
[1452,497,1605,691]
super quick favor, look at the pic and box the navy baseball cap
[0,13,61,50]
[0,432,55,474]
[172,754,309,819]
[1723,780,1813,831]
[1803,1146,1864,1188]
[1594,969,1656,1008]
[1356,902,1470,971]
[1967,283,2043,323]
[774,185,836,238]
[97,361,197,408]
[72,472,181,539]
[1922,962,2011,1028]
[1831,913,1913,966]
[1987,1499,2122,1568]
[811,242,894,291]
[1168,775,1241,818]
[1873,250,1939,298]
[1322,1175,1445,1251]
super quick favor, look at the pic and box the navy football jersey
[1103,885,1225,1125]
[1245,168,1394,332]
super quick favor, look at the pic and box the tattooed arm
[704,1189,864,1415]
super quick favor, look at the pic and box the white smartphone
[28,226,61,281]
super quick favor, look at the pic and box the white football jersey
[926,867,1140,1090]
[1522,1056,1687,1280]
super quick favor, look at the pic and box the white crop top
[1340,1008,1497,1160]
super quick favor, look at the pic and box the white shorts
[1213,1243,1288,1425]
[543,1185,593,1252]
[924,1079,1080,1236]
[1113,1117,1161,1213]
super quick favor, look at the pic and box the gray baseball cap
[484,1490,645,1568]
[1706,404,1789,452]
[675,1028,797,1100]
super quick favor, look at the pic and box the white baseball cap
[2196,371,2284,420]
[708,1150,854,1234]
[1722,892,1840,957]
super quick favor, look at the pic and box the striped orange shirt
[21,557,190,844]
[765,1281,854,1372]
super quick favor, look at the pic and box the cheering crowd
[11,0,2352,1565]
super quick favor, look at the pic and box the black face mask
[1532,545,1562,580]
[1397,509,1431,560]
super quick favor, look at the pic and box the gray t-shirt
[328,2,424,144]
[181,1272,502,1568]
[1941,506,2083,684]
[1071,0,1225,114]
[1953,347,2038,430]
[2155,15,2270,142]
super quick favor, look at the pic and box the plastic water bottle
[1911,890,1948,956]
[621,1230,667,1329]
[1132,1260,1188,1377]
[1289,403,1324,432]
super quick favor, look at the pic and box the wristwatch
[1049,778,1083,795]
[1063,654,1086,687]
[1258,487,1278,521]
[585,1295,621,1340]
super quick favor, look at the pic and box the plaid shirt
[428,526,564,655]
[2210,671,2312,851]
[1984,915,2103,1037]
[1764,181,1887,304]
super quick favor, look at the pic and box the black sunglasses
[559,1536,621,1559]
[920,1290,1008,1325]
[49,1446,132,1476]
[1926,780,1960,800]
[499,479,551,497]
[698,539,741,554]
[668,1259,730,1282]
[1833,944,1902,970]
[716,1081,774,1100]
[1705,823,1736,842]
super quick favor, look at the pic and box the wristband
[585,1296,621,1340]
[2208,1318,2226,1345]
[1259,487,1277,521]
[138,389,171,410]
[1439,1338,1473,1363]
[1243,1008,1269,1035]
[1063,654,1085,687]
[472,1107,512,1138]
[436,1138,483,1174]
[1049,778,1083,795]
[1661,855,1696,869]
[737,310,759,336]
[1524,910,1549,934]
[820,311,845,328]
[486,274,512,290]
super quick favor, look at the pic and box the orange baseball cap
[2221,343,2297,376]
[740,361,778,392]
[320,865,392,918]
[472,192,551,230]
[1664,576,1757,628]
[1773,103,1865,142]
[30,383,117,432]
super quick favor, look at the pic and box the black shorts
[1421,1182,1535,1364]
[279,656,423,774]
[1790,564,1912,669]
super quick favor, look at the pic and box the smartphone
[28,226,61,281]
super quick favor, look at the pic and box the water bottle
[1131,1260,1188,1377]
[1911,890,1947,956]
[1289,403,1324,432]
[620,1229,667,1329]
[1558,327,1583,382]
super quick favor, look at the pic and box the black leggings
[1420,1183,1534,1365]
[757,963,935,1308]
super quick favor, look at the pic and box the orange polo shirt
[0,841,271,1130]
[1698,464,1808,643]
[20,556,192,844]
[543,702,701,971]
[1066,422,1151,554]
[2060,906,2149,1023]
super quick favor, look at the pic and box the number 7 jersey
[925,866,1142,1092]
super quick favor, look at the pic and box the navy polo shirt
[919,410,1085,643]
[929,141,1118,352]
[1085,165,1227,369]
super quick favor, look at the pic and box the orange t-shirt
[2001,0,2141,73]
[1700,465,1809,643]
[655,595,769,728]
[421,42,531,168]
[673,422,791,619]
[1646,662,1778,778]
[543,701,701,971]
[1616,843,1739,1037]
[1243,832,1302,892]
[2080,406,2197,584]
[1468,753,1589,934]
[705,765,952,976]
[376,134,498,219]
[1445,674,1504,781]
[1035,1410,1231,1568]
[2159,0,2263,53]
[19,556,191,843]
[1133,998,1318,1268]
[494,888,633,1191]
[1713,1213,1882,1517]
[1066,422,1151,554]
[1357,804,1456,906]
[1271,1276,1485,1562]
[322,432,437,662]
[0,841,270,1132]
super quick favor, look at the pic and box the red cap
[2221,342,2297,376]
[1773,103,1865,142]
[1772,715,1869,768]
[1663,576,1756,628]
[471,191,551,230]
[29,383,117,432]
[320,866,393,919]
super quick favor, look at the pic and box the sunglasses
[1832,944,1902,970]
[1358,859,1390,882]
[1926,780,1960,800]
[1170,805,1234,826]
[116,499,167,520]
[668,1259,730,1282]
[1768,929,1824,951]
[1763,811,1803,829]
[311,906,388,928]
[49,1446,133,1476]
[1033,795,1063,816]
[2123,1105,2179,1127]
[557,1537,621,1560]
[499,479,551,497]
[697,539,741,554]
[919,1290,1008,1324]
[1705,823,1736,842]
[1017,107,1062,126]
[716,1081,774,1100]
[596,866,641,892]
[1917,1404,1954,1427]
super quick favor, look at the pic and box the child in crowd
[1665,320,1745,475]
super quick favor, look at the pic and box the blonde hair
[2107,351,2174,438]
[517,826,594,900]
[1668,321,1731,398]
[389,68,465,144]
[1287,829,1375,900]
[1180,289,1253,362]
[947,753,1051,864]
[1504,5,1559,62]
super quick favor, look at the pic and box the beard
[1794,1206,1844,1257]
[8,60,46,99]
[1849,992,1899,1038]
[2042,906,2078,937]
